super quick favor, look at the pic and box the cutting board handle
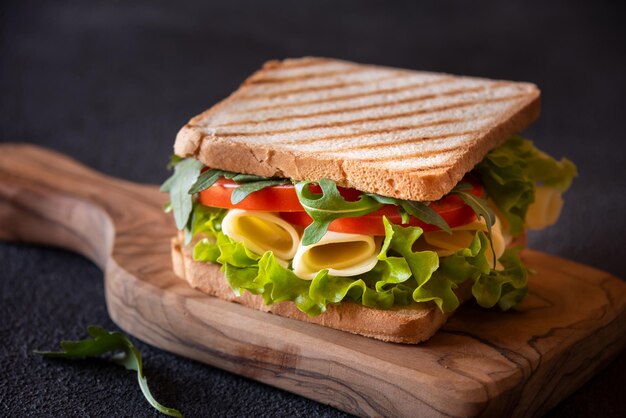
[0,143,167,268]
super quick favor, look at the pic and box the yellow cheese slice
[292,231,380,280]
[526,186,564,230]
[423,217,506,269]
[221,209,300,263]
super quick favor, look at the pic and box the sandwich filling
[162,136,576,316]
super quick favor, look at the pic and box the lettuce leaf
[475,136,577,235]
[471,248,528,310]
[186,199,528,315]
[190,214,528,315]
[192,230,416,315]
[185,204,226,245]
[437,231,528,310]
[380,218,474,313]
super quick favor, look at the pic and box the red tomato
[197,178,363,211]
[198,178,304,211]
[198,176,483,234]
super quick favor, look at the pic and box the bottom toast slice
[171,236,474,344]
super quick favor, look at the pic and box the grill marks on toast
[241,72,409,100]
[364,146,464,163]
[214,93,527,140]
[313,130,481,167]
[211,79,521,135]
[232,77,456,113]
[217,81,491,125]
[248,67,367,84]
[279,118,464,146]
[177,58,540,200]
[319,130,482,154]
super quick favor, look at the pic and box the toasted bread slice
[174,57,540,201]
[171,236,473,344]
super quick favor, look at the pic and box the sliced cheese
[423,217,506,269]
[424,230,476,254]
[221,209,300,263]
[292,231,380,280]
[526,186,564,230]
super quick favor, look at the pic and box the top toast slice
[174,57,540,201]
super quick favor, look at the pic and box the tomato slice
[198,178,305,211]
[197,178,362,212]
[198,176,483,234]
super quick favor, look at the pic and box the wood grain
[1,143,624,417]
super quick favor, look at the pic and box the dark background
[1,0,625,416]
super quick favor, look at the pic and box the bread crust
[174,57,540,201]
[171,236,472,344]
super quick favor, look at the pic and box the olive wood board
[1,144,624,418]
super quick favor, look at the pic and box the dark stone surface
[1,0,624,416]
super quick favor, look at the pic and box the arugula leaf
[231,179,290,204]
[189,168,284,195]
[163,161,288,232]
[230,173,270,183]
[34,326,183,418]
[188,169,225,194]
[295,179,383,245]
[166,154,184,170]
[161,158,204,230]
[401,201,451,233]
[367,194,452,233]
[189,168,289,203]
[451,187,497,266]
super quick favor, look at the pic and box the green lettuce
[189,207,527,315]
[437,232,528,310]
[475,136,577,235]
[184,204,226,245]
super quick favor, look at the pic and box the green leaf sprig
[366,194,452,234]
[161,158,204,230]
[451,183,497,266]
[295,179,384,245]
[162,160,289,233]
[189,169,289,198]
[294,179,455,246]
[189,169,270,194]
[34,326,183,418]
[231,180,290,204]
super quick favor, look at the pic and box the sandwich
[162,57,576,343]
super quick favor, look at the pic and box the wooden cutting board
[1,144,624,417]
